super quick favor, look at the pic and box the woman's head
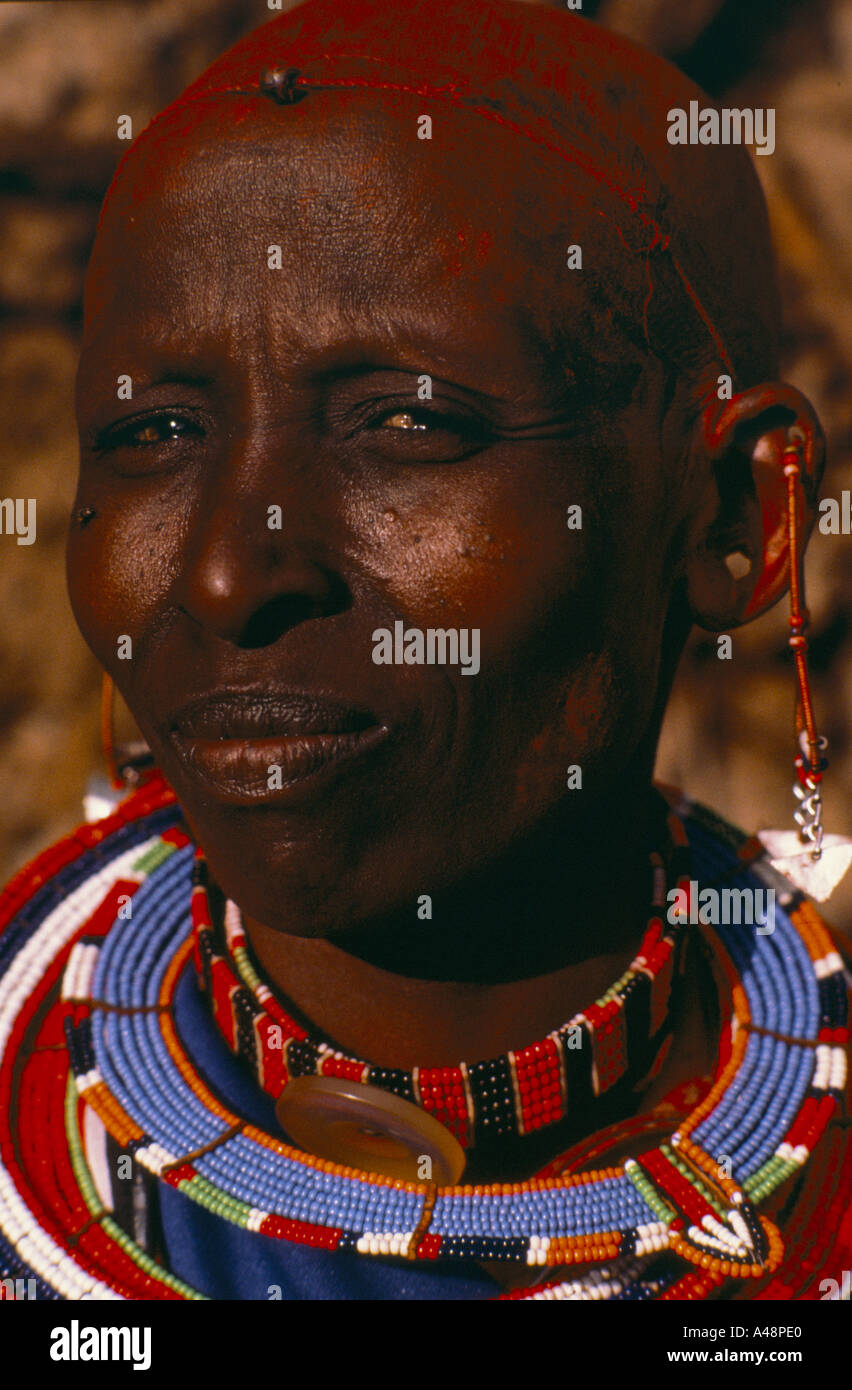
[68,0,823,941]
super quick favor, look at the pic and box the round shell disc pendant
[275,1076,466,1184]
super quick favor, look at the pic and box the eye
[99,414,201,449]
[130,418,186,445]
[379,411,429,432]
[92,411,206,475]
[365,405,493,463]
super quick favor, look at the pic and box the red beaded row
[514,1038,563,1132]
[417,1067,470,1146]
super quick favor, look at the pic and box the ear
[683,383,825,630]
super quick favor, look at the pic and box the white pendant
[83,773,123,822]
[757,829,852,901]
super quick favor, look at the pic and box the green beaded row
[624,1158,676,1226]
[133,839,180,877]
[173,1169,255,1228]
[597,969,635,1006]
[743,1154,801,1203]
[232,942,263,993]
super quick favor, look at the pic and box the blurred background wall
[1,0,850,925]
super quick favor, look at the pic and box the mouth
[166,691,390,805]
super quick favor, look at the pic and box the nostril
[239,595,320,649]
[236,575,351,649]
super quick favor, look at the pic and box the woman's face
[70,97,685,939]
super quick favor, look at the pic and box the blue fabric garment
[159,965,500,1299]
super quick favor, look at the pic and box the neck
[243,781,670,1071]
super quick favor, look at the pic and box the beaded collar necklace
[190,817,689,1170]
[0,779,848,1302]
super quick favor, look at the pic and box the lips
[166,691,390,805]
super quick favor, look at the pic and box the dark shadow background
[1,0,850,928]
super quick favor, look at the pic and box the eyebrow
[78,292,651,438]
[79,321,579,416]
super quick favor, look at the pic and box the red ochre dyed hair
[98,0,781,402]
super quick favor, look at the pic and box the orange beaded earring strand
[100,673,156,792]
[782,426,828,862]
[755,425,852,898]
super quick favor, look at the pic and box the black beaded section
[233,986,261,1070]
[613,1252,682,1301]
[738,1200,767,1263]
[63,1017,95,1075]
[0,1272,42,1300]
[620,1227,638,1258]
[365,1066,416,1104]
[196,928,215,996]
[467,1056,516,1139]
[615,1281,657,1301]
[557,1019,594,1107]
[818,972,848,1029]
[336,1230,360,1253]
[0,1232,59,1300]
[287,1038,321,1077]
[619,972,652,1063]
[440,1235,528,1261]
[126,1134,154,1157]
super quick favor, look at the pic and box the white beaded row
[133,1142,180,1178]
[700,1213,748,1256]
[61,941,101,1002]
[813,1043,847,1092]
[356,1232,411,1257]
[632,1221,670,1257]
[729,1208,755,1252]
[814,951,845,979]
[688,1223,748,1259]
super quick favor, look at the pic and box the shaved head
[93,0,780,401]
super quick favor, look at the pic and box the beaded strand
[196,831,688,1151]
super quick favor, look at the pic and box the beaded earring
[100,673,156,793]
[758,427,852,897]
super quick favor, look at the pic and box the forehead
[82,92,647,392]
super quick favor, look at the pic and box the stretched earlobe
[698,382,825,622]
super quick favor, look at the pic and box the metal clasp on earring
[794,728,828,861]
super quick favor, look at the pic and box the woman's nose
[175,478,347,648]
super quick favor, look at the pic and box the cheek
[345,469,606,640]
[341,471,644,818]
[510,645,658,818]
[66,496,179,668]
[511,654,616,809]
